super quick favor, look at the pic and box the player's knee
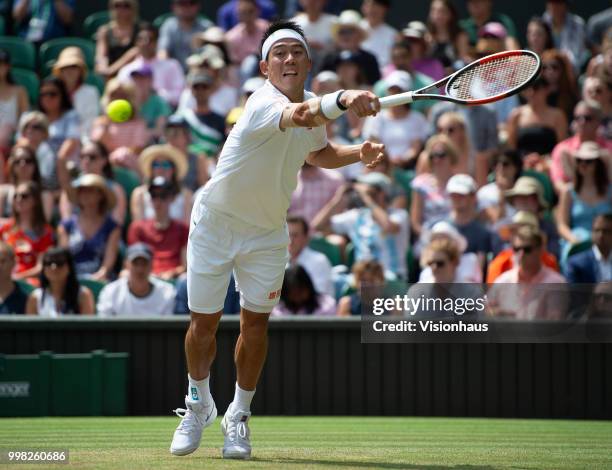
[240,313,269,342]
[189,312,222,340]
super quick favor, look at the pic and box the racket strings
[448,54,539,101]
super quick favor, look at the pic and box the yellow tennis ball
[107,99,133,123]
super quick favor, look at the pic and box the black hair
[279,265,319,314]
[0,48,15,85]
[495,148,523,177]
[40,247,81,314]
[8,145,42,186]
[575,157,609,196]
[138,21,159,41]
[594,212,612,226]
[84,140,113,179]
[286,215,309,235]
[38,77,73,114]
[531,75,549,90]
[527,16,554,51]
[260,20,306,60]
[370,0,391,6]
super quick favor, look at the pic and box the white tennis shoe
[170,396,217,456]
[221,406,252,459]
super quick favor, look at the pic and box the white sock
[187,374,213,405]
[231,382,255,412]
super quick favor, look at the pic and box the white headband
[261,29,310,61]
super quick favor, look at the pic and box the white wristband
[320,90,347,120]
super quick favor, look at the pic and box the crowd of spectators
[0,0,610,320]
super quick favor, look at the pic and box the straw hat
[505,176,548,209]
[52,47,87,77]
[574,141,605,160]
[331,10,368,42]
[70,173,116,210]
[139,144,188,180]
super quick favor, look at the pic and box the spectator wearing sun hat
[130,144,193,226]
[53,47,100,135]
[505,176,561,259]
[57,174,121,281]
[417,220,483,283]
[319,10,381,85]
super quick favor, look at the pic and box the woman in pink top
[90,78,148,172]
[224,0,269,65]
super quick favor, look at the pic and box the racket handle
[379,91,414,109]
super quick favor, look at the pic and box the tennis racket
[379,50,541,108]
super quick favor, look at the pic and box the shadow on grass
[243,457,501,469]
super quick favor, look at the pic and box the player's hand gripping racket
[379,50,541,108]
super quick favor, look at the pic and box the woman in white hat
[53,47,100,135]
[557,141,612,252]
[130,144,193,225]
[57,173,121,281]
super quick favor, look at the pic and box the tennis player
[170,20,384,459]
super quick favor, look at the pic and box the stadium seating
[567,239,592,258]
[15,279,35,295]
[112,166,141,228]
[11,67,40,105]
[85,73,106,95]
[523,169,556,208]
[39,38,96,77]
[78,278,107,304]
[309,237,343,266]
[83,11,110,40]
[0,16,5,36]
[0,36,36,70]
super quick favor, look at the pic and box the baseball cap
[357,172,391,194]
[314,70,340,84]
[478,22,507,39]
[446,174,477,195]
[575,141,604,160]
[188,71,215,86]
[126,243,153,262]
[165,114,189,130]
[402,21,427,40]
[242,76,265,95]
[385,70,412,92]
[130,63,153,78]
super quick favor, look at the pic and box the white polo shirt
[199,80,328,230]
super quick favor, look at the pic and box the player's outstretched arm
[280,90,380,130]
[306,140,385,169]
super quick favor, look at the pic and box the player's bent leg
[170,311,223,456]
[222,308,271,460]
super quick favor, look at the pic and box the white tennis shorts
[187,202,289,314]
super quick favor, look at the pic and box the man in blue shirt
[12,0,74,44]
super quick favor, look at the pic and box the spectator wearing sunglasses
[0,145,54,222]
[128,176,188,281]
[487,225,567,320]
[556,142,612,265]
[95,0,142,78]
[540,49,579,122]
[12,0,75,45]
[550,100,612,194]
[26,248,94,316]
[0,182,54,284]
[130,145,193,225]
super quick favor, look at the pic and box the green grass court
[1,416,611,469]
